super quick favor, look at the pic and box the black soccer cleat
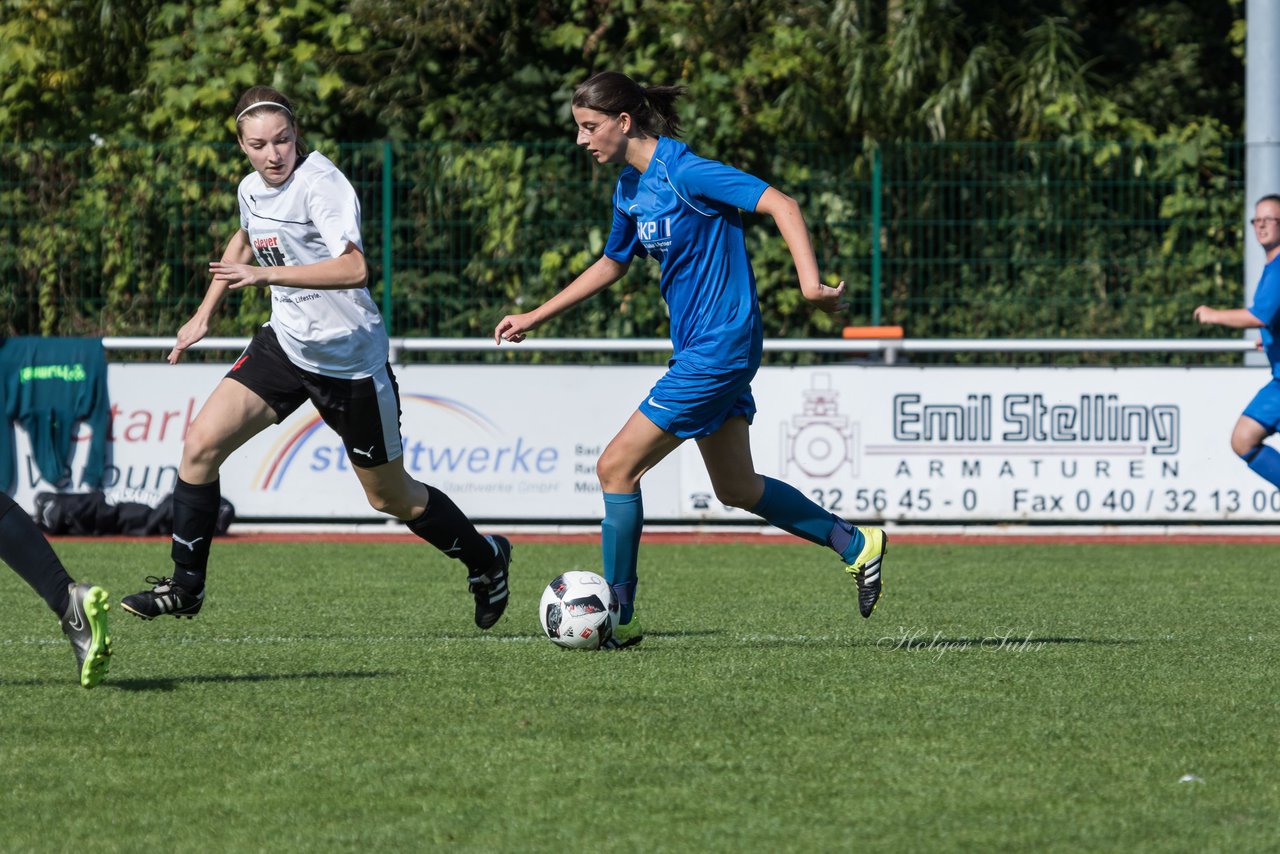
[61,583,112,688]
[601,616,643,650]
[468,535,511,629]
[845,527,887,618]
[120,576,204,620]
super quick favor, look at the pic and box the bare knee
[354,465,426,521]
[713,486,754,510]
[597,449,640,494]
[368,493,414,520]
[712,475,764,511]
[180,422,228,479]
[1231,436,1258,458]
[361,470,427,520]
[1231,416,1272,459]
[363,487,415,520]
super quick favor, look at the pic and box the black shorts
[227,325,403,468]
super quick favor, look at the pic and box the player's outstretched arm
[1193,305,1264,329]
[755,187,847,314]
[495,255,630,344]
[169,230,254,364]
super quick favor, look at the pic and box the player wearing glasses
[1194,194,1280,489]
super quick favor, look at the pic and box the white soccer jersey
[237,151,388,378]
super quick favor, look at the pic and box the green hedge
[1,136,1243,364]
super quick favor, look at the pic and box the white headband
[236,101,292,122]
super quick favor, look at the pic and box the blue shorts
[637,359,757,439]
[1243,379,1280,433]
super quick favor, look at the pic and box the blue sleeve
[1250,263,1280,328]
[604,192,645,264]
[674,157,769,213]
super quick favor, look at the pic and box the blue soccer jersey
[603,137,769,370]
[1249,255,1280,379]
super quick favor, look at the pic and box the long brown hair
[572,72,686,139]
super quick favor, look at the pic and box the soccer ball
[539,571,619,650]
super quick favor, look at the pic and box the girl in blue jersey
[1195,193,1280,490]
[494,71,887,647]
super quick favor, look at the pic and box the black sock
[0,493,73,615]
[405,485,493,572]
[171,478,221,593]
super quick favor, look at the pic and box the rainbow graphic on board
[252,393,500,491]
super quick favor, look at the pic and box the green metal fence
[0,140,1245,360]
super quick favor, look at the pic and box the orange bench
[841,326,904,363]
[841,325,904,340]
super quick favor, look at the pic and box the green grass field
[2,538,1277,852]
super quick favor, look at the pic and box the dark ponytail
[572,71,686,139]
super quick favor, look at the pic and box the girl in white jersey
[122,86,512,630]
[495,72,887,648]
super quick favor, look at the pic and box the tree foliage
[0,0,1249,356]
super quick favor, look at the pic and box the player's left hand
[806,281,848,314]
[494,313,536,345]
[209,261,270,289]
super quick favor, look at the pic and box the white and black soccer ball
[539,571,619,650]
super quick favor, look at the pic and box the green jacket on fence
[0,337,111,493]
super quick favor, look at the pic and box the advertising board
[7,364,1272,523]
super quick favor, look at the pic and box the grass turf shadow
[106,669,392,692]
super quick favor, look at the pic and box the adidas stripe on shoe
[469,535,512,629]
[120,576,204,620]
[846,527,886,618]
[601,616,643,650]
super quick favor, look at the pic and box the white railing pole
[102,337,1260,357]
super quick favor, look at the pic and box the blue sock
[1243,445,1280,489]
[750,476,865,562]
[602,491,642,624]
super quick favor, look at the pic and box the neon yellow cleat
[603,615,644,650]
[846,528,886,618]
[61,584,112,688]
